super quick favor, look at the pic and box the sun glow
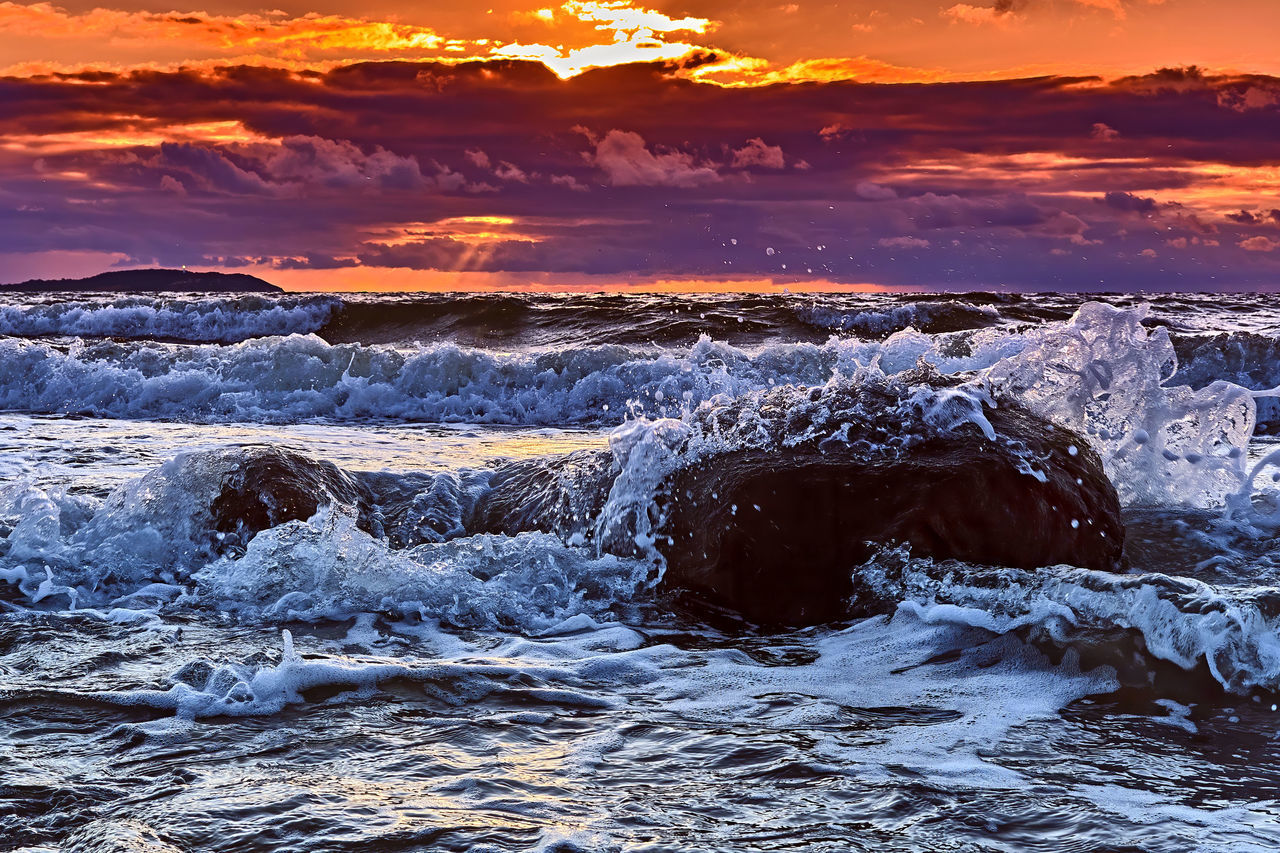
[371,217,533,246]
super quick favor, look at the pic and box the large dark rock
[469,375,1124,626]
[656,410,1120,624]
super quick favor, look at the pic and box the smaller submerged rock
[207,446,473,549]
[210,446,372,541]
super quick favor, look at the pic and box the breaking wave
[5,301,1280,698]
[0,294,339,343]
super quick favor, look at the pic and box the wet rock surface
[470,379,1125,626]
[209,446,374,542]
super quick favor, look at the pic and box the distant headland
[0,269,282,293]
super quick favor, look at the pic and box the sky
[3,0,1280,291]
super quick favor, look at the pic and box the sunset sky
[3,0,1280,290]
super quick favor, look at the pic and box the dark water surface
[2,292,1280,852]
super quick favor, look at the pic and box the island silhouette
[1,268,281,293]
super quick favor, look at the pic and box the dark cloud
[907,193,1051,229]
[1227,209,1280,226]
[3,61,1280,288]
[1103,191,1158,214]
[154,141,276,195]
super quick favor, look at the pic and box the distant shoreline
[0,269,281,294]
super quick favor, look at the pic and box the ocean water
[2,291,1280,852]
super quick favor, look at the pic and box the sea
[1,290,1280,852]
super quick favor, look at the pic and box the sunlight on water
[0,416,606,489]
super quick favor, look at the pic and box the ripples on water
[2,292,1280,852]
[6,607,1278,852]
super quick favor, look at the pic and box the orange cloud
[0,2,454,56]
[690,55,950,85]
[1073,0,1150,19]
[7,5,460,64]
[0,1,934,85]
[0,121,268,155]
[0,1,725,79]
[8,58,1280,290]
[943,3,1023,27]
[1240,236,1280,252]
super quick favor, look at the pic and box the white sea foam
[866,304,1267,509]
[979,303,1258,508]
[860,550,1280,694]
[94,627,614,719]
[0,453,651,635]
[198,505,652,631]
[874,324,1029,375]
[593,417,692,563]
[641,608,1117,787]
[0,295,338,343]
[0,333,873,425]
[75,605,1116,798]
